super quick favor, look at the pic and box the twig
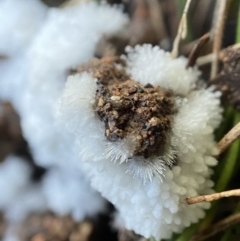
[217,122,240,155]
[186,33,210,68]
[186,189,240,205]
[196,43,240,66]
[210,0,229,79]
[190,212,240,241]
[171,0,192,58]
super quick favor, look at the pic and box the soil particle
[95,77,175,159]
[75,57,175,160]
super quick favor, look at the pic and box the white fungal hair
[60,45,222,239]
[105,134,137,164]
[105,134,178,183]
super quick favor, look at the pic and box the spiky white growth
[60,45,222,240]
[21,1,128,168]
[42,167,106,221]
[105,136,178,183]
[124,45,200,96]
[60,72,98,134]
[0,2,127,230]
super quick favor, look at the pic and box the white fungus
[42,167,106,221]
[0,0,47,110]
[21,1,128,169]
[0,2,129,239]
[60,44,222,240]
[19,1,128,226]
[0,156,32,211]
[0,0,223,239]
[0,0,47,57]
[0,155,46,234]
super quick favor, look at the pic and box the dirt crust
[90,62,175,159]
[75,58,175,159]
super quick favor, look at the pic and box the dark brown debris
[211,46,240,110]
[78,60,175,161]
[0,102,25,162]
[187,33,210,68]
[95,36,129,58]
[75,57,176,160]
[118,229,147,241]
[74,57,128,86]
[40,0,66,7]
[0,213,7,240]
[189,212,240,241]
[95,78,175,159]
[17,213,93,241]
[0,102,46,180]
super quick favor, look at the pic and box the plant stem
[186,189,240,205]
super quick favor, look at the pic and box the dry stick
[190,212,240,241]
[210,0,229,79]
[196,43,240,66]
[217,122,240,155]
[186,33,210,68]
[186,189,240,205]
[171,0,192,58]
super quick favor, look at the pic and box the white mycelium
[0,1,128,239]
[60,44,222,240]
[0,0,47,110]
[21,1,128,169]
[0,156,46,222]
[0,0,47,57]
[42,167,106,221]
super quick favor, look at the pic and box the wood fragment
[186,189,240,205]
[171,0,192,58]
[210,0,229,79]
[186,33,210,68]
[190,212,240,241]
[196,43,240,66]
[217,122,240,155]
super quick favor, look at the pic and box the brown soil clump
[76,57,175,160]
[94,69,175,159]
